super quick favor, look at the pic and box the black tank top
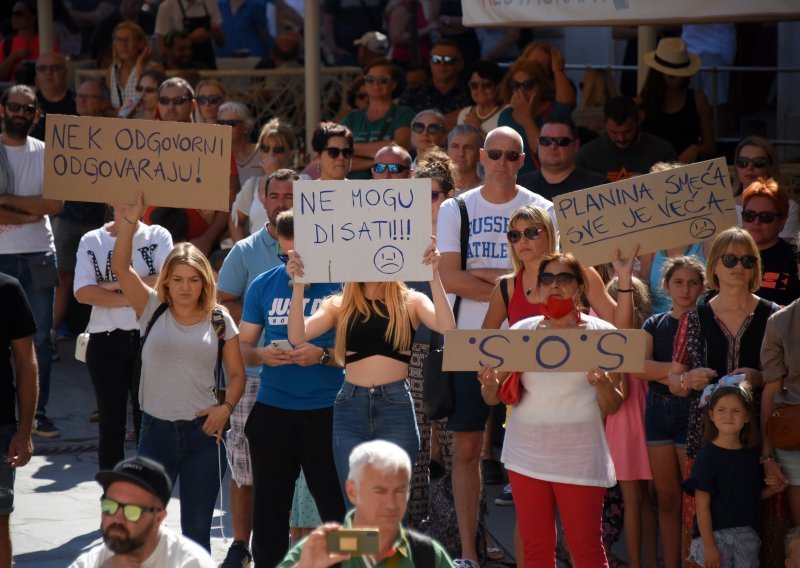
[642,88,701,156]
[344,300,412,364]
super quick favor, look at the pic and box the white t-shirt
[0,137,54,254]
[138,290,238,420]
[436,185,556,329]
[501,314,617,488]
[231,175,268,237]
[69,526,215,568]
[74,223,174,333]
[155,0,222,37]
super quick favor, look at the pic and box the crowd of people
[1,6,800,568]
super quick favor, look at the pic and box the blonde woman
[107,21,153,109]
[194,79,228,125]
[111,193,245,550]
[286,239,455,501]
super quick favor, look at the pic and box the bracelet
[221,401,234,414]
[616,288,633,293]
[760,454,777,464]
[123,216,136,225]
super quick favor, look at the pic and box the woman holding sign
[286,238,456,502]
[478,252,624,568]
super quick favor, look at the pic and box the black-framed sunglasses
[101,496,161,523]
[507,227,541,243]
[278,254,290,264]
[411,122,444,135]
[720,254,758,269]
[735,156,770,169]
[323,147,354,159]
[486,149,521,162]
[364,74,391,85]
[5,101,36,115]
[197,95,224,106]
[35,64,65,74]
[135,85,158,94]
[432,190,450,201]
[158,95,192,106]
[741,209,779,224]
[468,79,494,91]
[217,119,243,127]
[509,79,536,91]
[431,54,458,65]
[260,144,286,154]
[372,163,408,174]
[538,272,578,286]
[538,136,573,148]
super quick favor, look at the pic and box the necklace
[475,104,499,121]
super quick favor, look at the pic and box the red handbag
[498,372,523,406]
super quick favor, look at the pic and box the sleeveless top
[642,88,701,156]
[110,64,139,110]
[648,243,706,314]
[507,269,544,325]
[344,300,412,364]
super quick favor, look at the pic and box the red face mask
[540,295,576,320]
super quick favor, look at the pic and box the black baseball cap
[96,457,173,507]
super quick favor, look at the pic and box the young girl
[685,377,783,567]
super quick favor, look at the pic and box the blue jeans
[0,254,54,415]
[332,379,419,505]
[137,412,226,550]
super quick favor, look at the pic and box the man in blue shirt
[239,209,346,568]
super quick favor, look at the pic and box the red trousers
[509,470,609,568]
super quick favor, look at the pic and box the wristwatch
[319,348,330,366]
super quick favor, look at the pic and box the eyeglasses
[135,85,158,94]
[432,190,450,201]
[5,101,37,115]
[101,497,161,523]
[372,163,408,174]
[509,79,536,91]
[260,144,286,154]
[217,119,242,127]
[411,122,445,135]
[36,64,65,74]
[538,136,573,148]
[468,80,494,91]
[431,54,458,65]
[735,156,770,169]
[196,95,223,106]
[323,147,354,159]
[364,74,391,85]
[158,95,192,106]
[720,254,758,269]
[742,210,779,224]
[507,227,541,243]
[485,149,521,162]
[278,254,290,264]
[538,272,578,286]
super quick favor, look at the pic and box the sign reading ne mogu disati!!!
[293,179,433,283]
[443,329,647,373]
[43,114,231,211]
[554,158,738,267]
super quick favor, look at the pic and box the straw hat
[644,38,701,77]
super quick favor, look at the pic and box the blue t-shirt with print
[242,265,343,410]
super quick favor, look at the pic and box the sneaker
[219,540,252,568]
[494,483,513,506]
[481,458,503,485]
[33,415,60,438]
[454,559,480,568]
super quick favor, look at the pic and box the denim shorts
[645,388,691,447]
[448,371,491,432]
[775,449,800,485]
[0,425,17,515]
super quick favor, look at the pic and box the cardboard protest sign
[293,179,433,283]
[554,158,738,267]
[44,115,231,211]
[443,329,646,373]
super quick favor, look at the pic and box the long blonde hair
[332,282,411,366]
[155,242,218,316]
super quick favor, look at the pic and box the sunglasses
[278,254,290,264]
[197,95,224,106]
[217,119,242,127]
[101,497,161,523]
[5,101,36,115]
[468,79,494,91]
[486,149,521,162]
[135,85,158,94]
[411,122,445,135]
[364,74,391,85]
[260,144,286,154]
[158,95,192,106]
[372,163,408,174]
[509,79,536,91]
[735,156,770,169]
[742,209,779,224]
[507,227,541,243]
[720,254,758,269]
[36,64,65,74]
[431,54,458,65]
[538,136,573,148]
[538,272,578,286]
[432,190,450,201]
[323,147,354,159]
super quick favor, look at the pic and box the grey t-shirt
[138,291,238,421]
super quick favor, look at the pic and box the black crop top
[344,300,412,364]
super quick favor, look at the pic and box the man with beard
[0,85,62,438]
[69,456,214,567]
